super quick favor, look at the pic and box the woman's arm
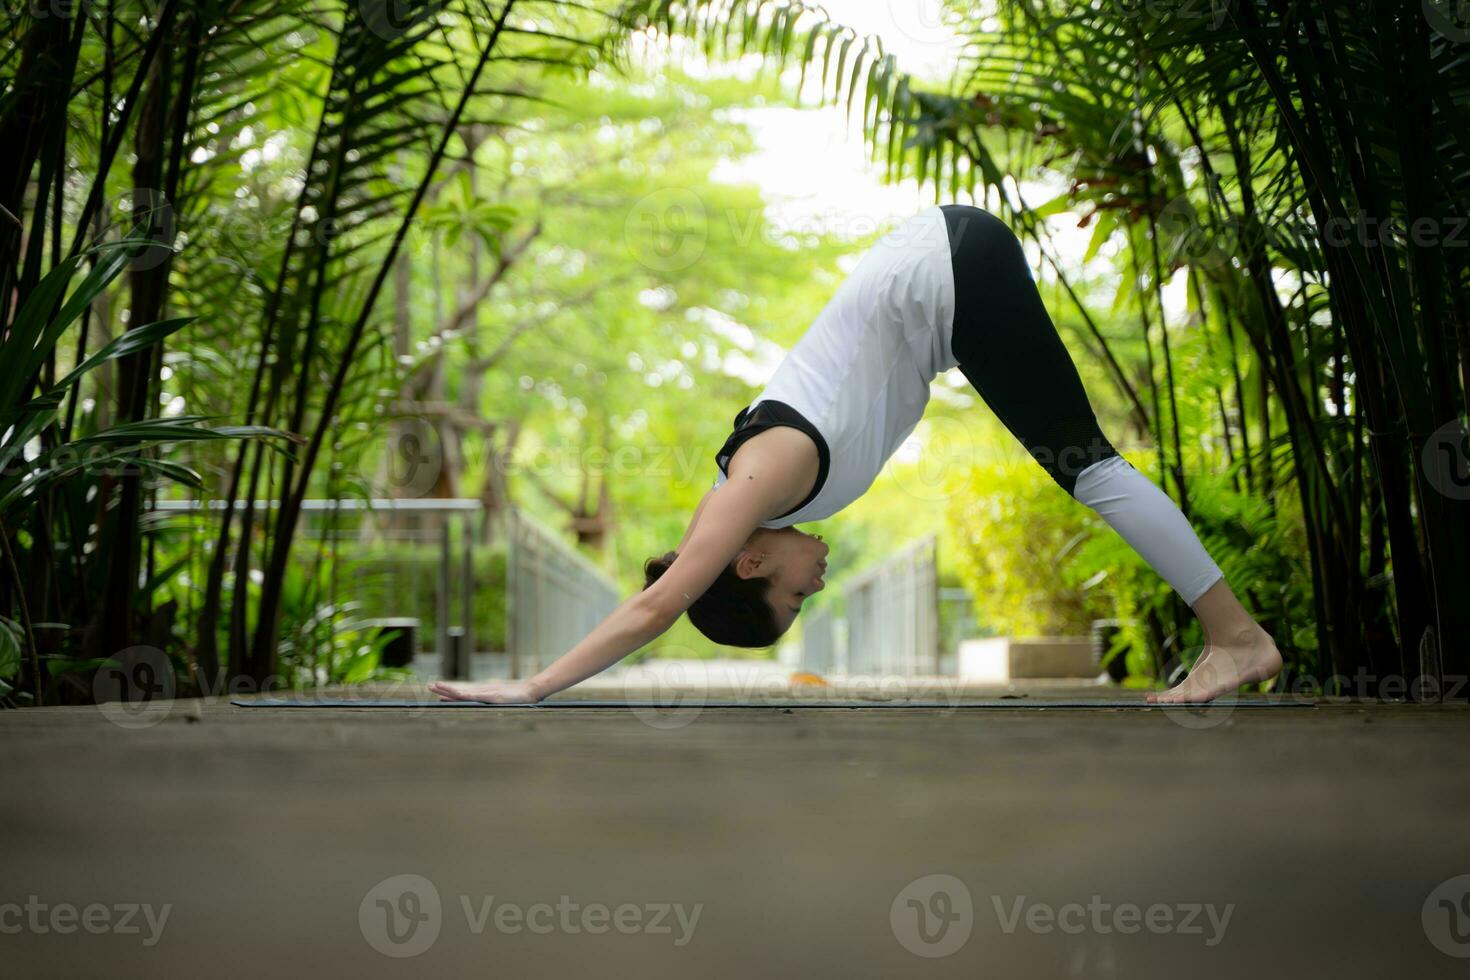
[428,427,816,702]
[675,485,716,553]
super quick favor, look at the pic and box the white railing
[798,603,840,675]
[151,498,622,681]
[505,507,620,678]
[841,535,940,677]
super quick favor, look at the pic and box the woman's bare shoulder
[725,426,820,516]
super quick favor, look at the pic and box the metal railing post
[507,510,521,679]
[436,519,451,674]
[460,509,474,676]
[839,534,939,678]
[445,627,466,680]
[503,506,618,680]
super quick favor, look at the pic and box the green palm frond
[0,237,294,521]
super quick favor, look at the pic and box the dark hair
[642,550,784,649]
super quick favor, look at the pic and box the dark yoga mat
[232,697,1313,709]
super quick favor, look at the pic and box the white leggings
[1073,456,1224,604]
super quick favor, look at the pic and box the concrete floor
[3,692,1469,978]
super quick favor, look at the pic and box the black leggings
[941,204,1118,495]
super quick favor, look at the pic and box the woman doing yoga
[431,205,1282,705]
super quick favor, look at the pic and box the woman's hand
[427,679,543,704]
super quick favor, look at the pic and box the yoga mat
[232,697,1313,709]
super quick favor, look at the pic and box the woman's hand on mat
[427,679,544,704]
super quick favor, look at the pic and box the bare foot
[1147,626,1283,704]
[426,679,542,704]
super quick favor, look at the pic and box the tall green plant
[0,237,289,702]
[0,0,618,701]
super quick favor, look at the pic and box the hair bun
[642,550,678,590]
[639,548,785,648]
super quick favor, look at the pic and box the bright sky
[658,0,1104,262]
[704,0,973,235]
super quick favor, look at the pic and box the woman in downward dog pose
[431,205,1282,705]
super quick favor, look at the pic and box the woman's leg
[1072,458,1281,702]
[941,205,1281,701]
[1168,578,1283,703]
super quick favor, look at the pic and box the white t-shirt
[712,205,957,527]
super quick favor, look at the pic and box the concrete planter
[957,636,1102,682]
